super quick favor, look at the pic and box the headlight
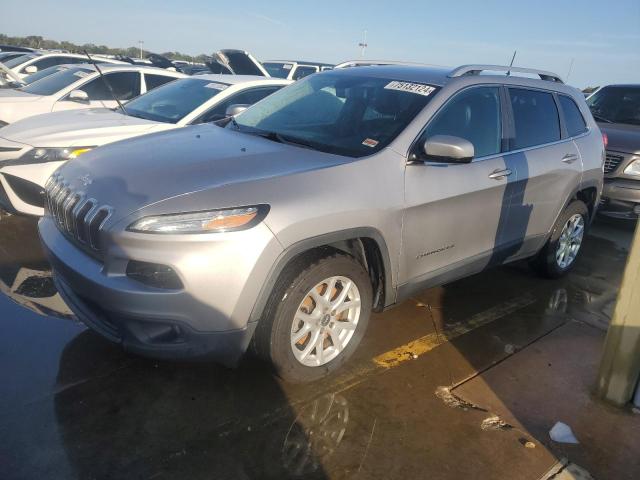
[18,147,93,164]
[623,159,640,176]
[127,205,269,234]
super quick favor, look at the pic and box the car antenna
[506,50,517,76]
[83,49,127,114]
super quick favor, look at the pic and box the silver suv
[39,64,604,382]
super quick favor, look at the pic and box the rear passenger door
[502,87,582,258]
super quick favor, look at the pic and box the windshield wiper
[592,113,613,123]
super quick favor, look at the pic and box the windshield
[3,54,36,69]
[264,62,293,79]
[124,77,227,123]
[22,65,69,85]
[233,72,440,157]
[587,86,640,126]
[19,67,93,96]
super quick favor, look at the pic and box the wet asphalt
[0,213,636,480]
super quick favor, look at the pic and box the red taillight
[602,132,608,149]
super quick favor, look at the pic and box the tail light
[602,132,608,149]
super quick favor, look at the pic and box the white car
[0,52,125,84]
[0,64,185,125]
[263,60,333,80]
[0,74,290,216]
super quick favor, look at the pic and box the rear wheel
[531,200,588,278]
[254,251,372,383]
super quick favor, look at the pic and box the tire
[253,250,373,383]
[531,200,589,278]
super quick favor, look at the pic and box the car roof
[189,74,290,85]
[330,64,569,90]
[58,63,185,75]
[330,64,453,86]
[598,84,640,88]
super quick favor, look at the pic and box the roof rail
[449,64,564,83]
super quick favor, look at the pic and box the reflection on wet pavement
[0,213,635,479]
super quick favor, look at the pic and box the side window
[509,88,560,149]
[28,56,64,72]
[194,86,283,123]
[559,95,587,137]
[421,86,502,158]
[145,74,176,91]
[292,66,318,80]
[80,72,141,101]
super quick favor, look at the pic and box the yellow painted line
[373,293,537,368]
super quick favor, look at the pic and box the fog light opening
[126,260,183,290]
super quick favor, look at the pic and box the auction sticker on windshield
[385,81,435,96]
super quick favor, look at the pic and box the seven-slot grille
[45,173,113,253]
[604,152,624,174]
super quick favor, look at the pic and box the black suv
[588,85,640,218]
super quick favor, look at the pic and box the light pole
[138,40,144,59]
[358,30,368,58]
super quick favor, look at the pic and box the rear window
[509,88,560,149]
[559,95,587,137]
[264,62,293,79]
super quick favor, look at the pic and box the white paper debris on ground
[549,422,579,444]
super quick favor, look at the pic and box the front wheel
[531,200,589,278]
[254,252,372,383]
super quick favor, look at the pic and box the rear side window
[145,74,176,91]
[292,66,318,80]
[422,86,502,158]
[509,88,560,149]
[81,72,141,101]
[559,95,587,137]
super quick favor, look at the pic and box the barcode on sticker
[74,71,90,78]
[362,138,379,147]
[283,64,293,70]
[384,81,435,96]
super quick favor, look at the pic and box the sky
[1,0,639,88]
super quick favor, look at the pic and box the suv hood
[57,124,349,223]
[0,108,165,147]
[599,122,640,155]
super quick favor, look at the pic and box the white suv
[0,64,184,125]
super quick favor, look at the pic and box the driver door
[400,85,517,290]
[52,71,142,112]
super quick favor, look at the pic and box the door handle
[488,169,512,180]
[562,153,579,164]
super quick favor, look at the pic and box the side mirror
[24,65,38,74]
[68,89,90,104]
[423,135,474,163]
[225,104,250,117]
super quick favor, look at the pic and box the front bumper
[39,215,282,364]
[600,178,640,219]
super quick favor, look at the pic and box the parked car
[0,52,125,85]
[0,51,29,64]
[263,61,333,80]
[586,84,640,219]
[335,60,431,69]
[0,64,184,125]
[0,75,290,216]
[39,64,603,382]
[0,45,37,53]
[0,64,84,90]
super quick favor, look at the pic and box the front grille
[45,173,113,254]
[604,152,624,174]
